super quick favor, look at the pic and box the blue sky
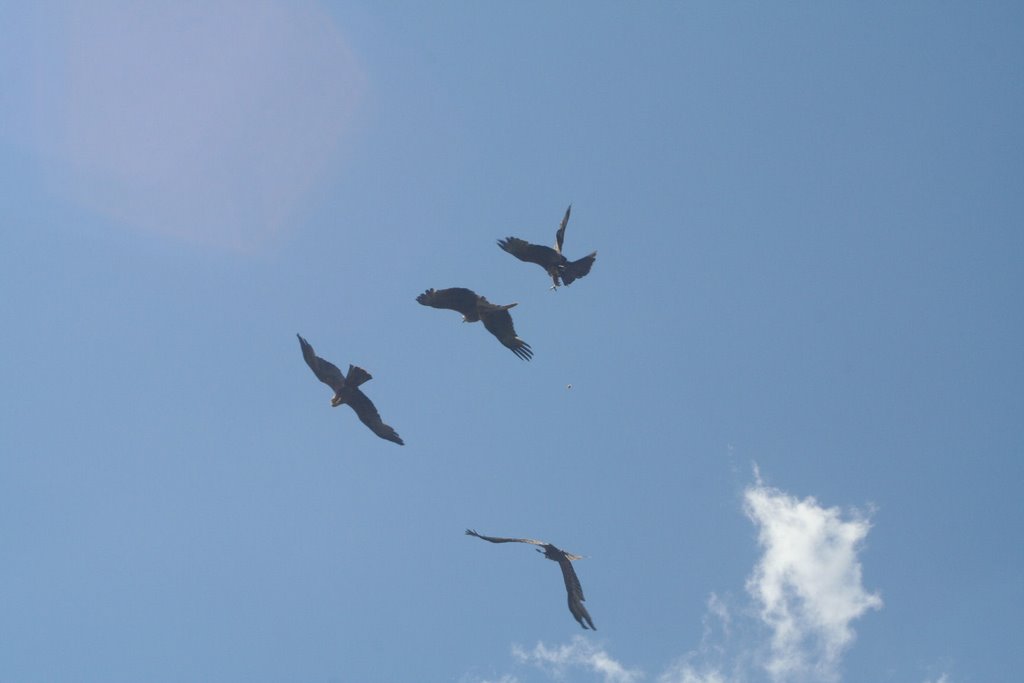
[1,2,1021,682]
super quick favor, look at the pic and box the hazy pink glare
[51,0,364,249]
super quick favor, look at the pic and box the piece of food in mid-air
[297,334,404,445]
[415,287,533,361]
[465,528,596,630]
[497,204,597,289]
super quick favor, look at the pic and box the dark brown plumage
[297,334,403,445]
[465,528,596,630]
[497,205,597,289]
[416,287,533,360]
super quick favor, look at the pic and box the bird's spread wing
[416,287,480,318]
[465,529,546,546]
[497,237,561,269]
[554,204,572,254]
[347,388,404,445]
[554,551,596,630]
[480,308,533,360]
[554,552,585,601]
[297,334,346,393]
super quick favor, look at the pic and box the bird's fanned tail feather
[346,365,372,387]
[560,252,597,286]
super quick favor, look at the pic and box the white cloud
[659,472,881,683]
[458,671,519,683]
[703,592,732,643]
[659,662,729,683]
[513,636,643,683]
[743,477,882,682]
[7,1,363,250]
[923,675,949,683]
[659,593,741,683]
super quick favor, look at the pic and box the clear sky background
[1,3,1021,683]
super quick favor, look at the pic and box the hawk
[497,205,596,289]
[466,529,596,630]
[297,334,403,445]
[416,288,533,360]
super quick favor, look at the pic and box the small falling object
[567,384,573,390]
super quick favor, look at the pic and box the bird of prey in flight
[497,205,597,289]
[416,287,533,360]
[297,334,404,445]
[465,528,596,630]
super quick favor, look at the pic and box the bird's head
[536,546,558,561]
[537,546,583,561]
[331,396,344,407]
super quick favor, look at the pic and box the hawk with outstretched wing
[498,205,596,289]
[466,528,595,630]
[297,334,403,445]
[416,288,533,360]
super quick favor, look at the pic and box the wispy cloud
[7,1,363,250]
[659,593,742,683]
[659,665,729,683]
[461,675,519,683]
[513,636,643,683]
[743,474,882,682]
